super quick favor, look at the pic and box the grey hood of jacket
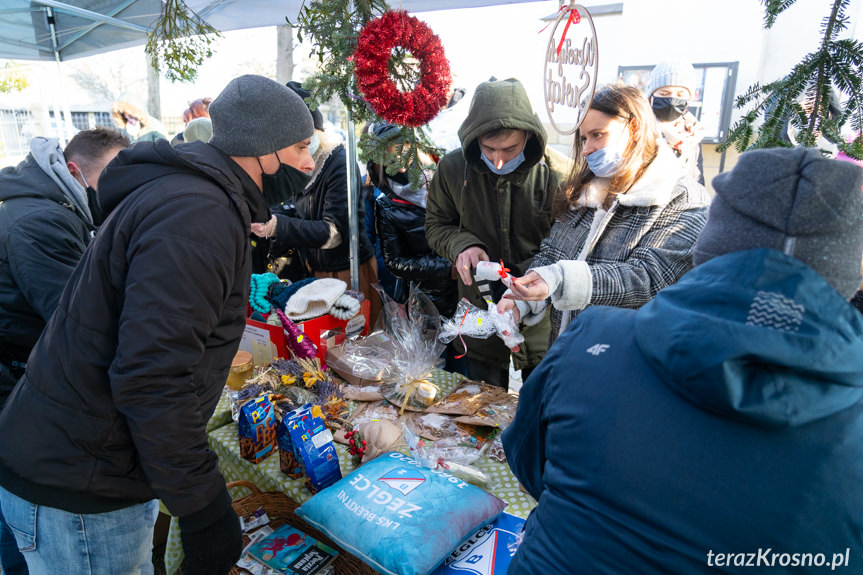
[28,137,93,226]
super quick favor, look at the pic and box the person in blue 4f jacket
[503,146,863,574]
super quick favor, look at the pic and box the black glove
[180,487,243,575]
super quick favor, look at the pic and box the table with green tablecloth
[206,387,234,432]
[164,368,535,574]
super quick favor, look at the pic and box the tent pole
[345,113,361,292]
[46,7,74,145]
[344,0,361,293]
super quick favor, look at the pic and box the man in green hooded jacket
[426,78,568,387]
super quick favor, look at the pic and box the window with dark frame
[618,62,739,144]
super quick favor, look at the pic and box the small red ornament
[353,10,452,127]
[344,429,368,461]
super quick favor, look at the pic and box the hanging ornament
[353,10,452,127]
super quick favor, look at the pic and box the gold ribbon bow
[398,373,440,415]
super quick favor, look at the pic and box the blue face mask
[585,146,624,178]
[584,121,630,178]
[481,149,526,175]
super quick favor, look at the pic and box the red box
[243,300,369,364]
[296,299,370,362]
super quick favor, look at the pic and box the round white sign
[543,4,599,135]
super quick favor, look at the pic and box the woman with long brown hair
[499,84,709,343]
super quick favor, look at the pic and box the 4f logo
[586,344,610,356]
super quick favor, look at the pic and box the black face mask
[258,152,312,206]
[389,170,410,185]
[652,97,689,122]
[85,186,103,226]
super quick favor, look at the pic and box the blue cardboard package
[279,403,342,491]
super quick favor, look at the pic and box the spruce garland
[721,0,863,159]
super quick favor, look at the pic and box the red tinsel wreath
[353,10,452,127]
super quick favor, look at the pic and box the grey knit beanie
[209,74,315,157]
[286,81,324,131]
[646,59,697,99]
[693,147,863,299]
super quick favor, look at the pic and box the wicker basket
[227,480,378,575]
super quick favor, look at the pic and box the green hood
[457,78,547,172]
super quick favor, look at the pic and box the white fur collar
[574,142,682,209]
[306,129,344,188]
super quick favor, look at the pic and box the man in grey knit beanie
[209,74,314,157]
[0,74,316,575]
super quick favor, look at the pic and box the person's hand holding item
[250,214,277,239]
[497,298,521,323]
[455,246,489,286]
[506,270,549,301]
[179,488,243,575]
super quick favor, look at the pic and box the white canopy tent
[0,0,546,62]
[0,0,550,290]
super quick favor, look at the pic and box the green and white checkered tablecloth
[206,387,234,433]
[164,368,535,574]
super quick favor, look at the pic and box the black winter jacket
[0,148,93,355]
[256,136,374,275]
[0,140,269,518]
[0,138,97,406]
[374,189,458,317]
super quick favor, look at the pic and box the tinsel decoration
[353,11,451,127]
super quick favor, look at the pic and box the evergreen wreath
[353,10,451,127]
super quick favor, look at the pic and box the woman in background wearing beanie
[499,84,709,344]
[251,81,380,326]
[646,58,705,184]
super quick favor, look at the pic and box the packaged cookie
[426,379,509,415]
[454,393,518,428]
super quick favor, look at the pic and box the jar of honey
[226,350,254,390]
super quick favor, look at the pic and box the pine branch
[762,0,798,28]
[145,0,221,83]
[723,0,862,160]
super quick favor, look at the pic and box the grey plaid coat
[520,146,710,340]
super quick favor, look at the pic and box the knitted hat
[286,81,324,131]
[646,59,697,99]
[209,74,315,156]
[285,278,348,321]
[183,117,213,144]
[329,293,362,320]
[693,147,863,299]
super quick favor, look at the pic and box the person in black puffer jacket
[368,124,465,373]
[0,75,314,575]
[251,81,379,326]
[0,128,129,410]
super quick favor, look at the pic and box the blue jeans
[0,484,158,574]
